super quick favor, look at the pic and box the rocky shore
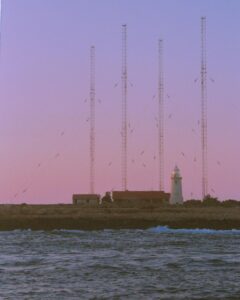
[0,204,240,231]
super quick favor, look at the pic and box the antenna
[158,39,164,191]
[90,46,95,194]
[201,17,208,199]
[121,24,127,191]
[0,0,2,57]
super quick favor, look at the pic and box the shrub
[202,194,220,206]
[184,199,202,207]
[222,199,240,207]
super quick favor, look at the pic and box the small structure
[100,191,114,204]
[72,194,100,205]
[170,166,183,204]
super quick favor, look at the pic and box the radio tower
[121,24,128,191]
[0,0,2,45]
[158,39,164,191]
[0,0,2,58]
[201,17,208,199]
[90,46,95,194]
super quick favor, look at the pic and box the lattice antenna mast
[201,17,208,199]
[0,0,2,47]
[121,24,128,191]
[158,39,164,191]
[0,0,3,60]
[90,46,95,194]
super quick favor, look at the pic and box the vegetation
[0,203,240,230]
[184,195,240,207]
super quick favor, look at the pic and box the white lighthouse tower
[170,165,183,204]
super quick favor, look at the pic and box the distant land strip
[0,204,240,231]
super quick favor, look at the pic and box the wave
[52,229,85,233]
[149,226,240,234]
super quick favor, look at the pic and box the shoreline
[1,204,240,231]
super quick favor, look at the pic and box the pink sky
[0,0,239,203]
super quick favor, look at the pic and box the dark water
[0,227,240,299]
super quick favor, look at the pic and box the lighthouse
[170,166,183,204]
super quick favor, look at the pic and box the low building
[102,191,170,206]
[72,194,100,205]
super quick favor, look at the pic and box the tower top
[171,165,182,178]
[174,165,179,172]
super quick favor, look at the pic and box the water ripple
[0,229,240,299]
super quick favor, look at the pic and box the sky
[0,0,240,203]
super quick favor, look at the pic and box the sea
[0,227,240,299]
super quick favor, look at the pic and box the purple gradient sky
[0,0,240,203]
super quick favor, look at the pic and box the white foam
[149,226,240,234]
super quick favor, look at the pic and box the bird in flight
[54,153,60,159]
